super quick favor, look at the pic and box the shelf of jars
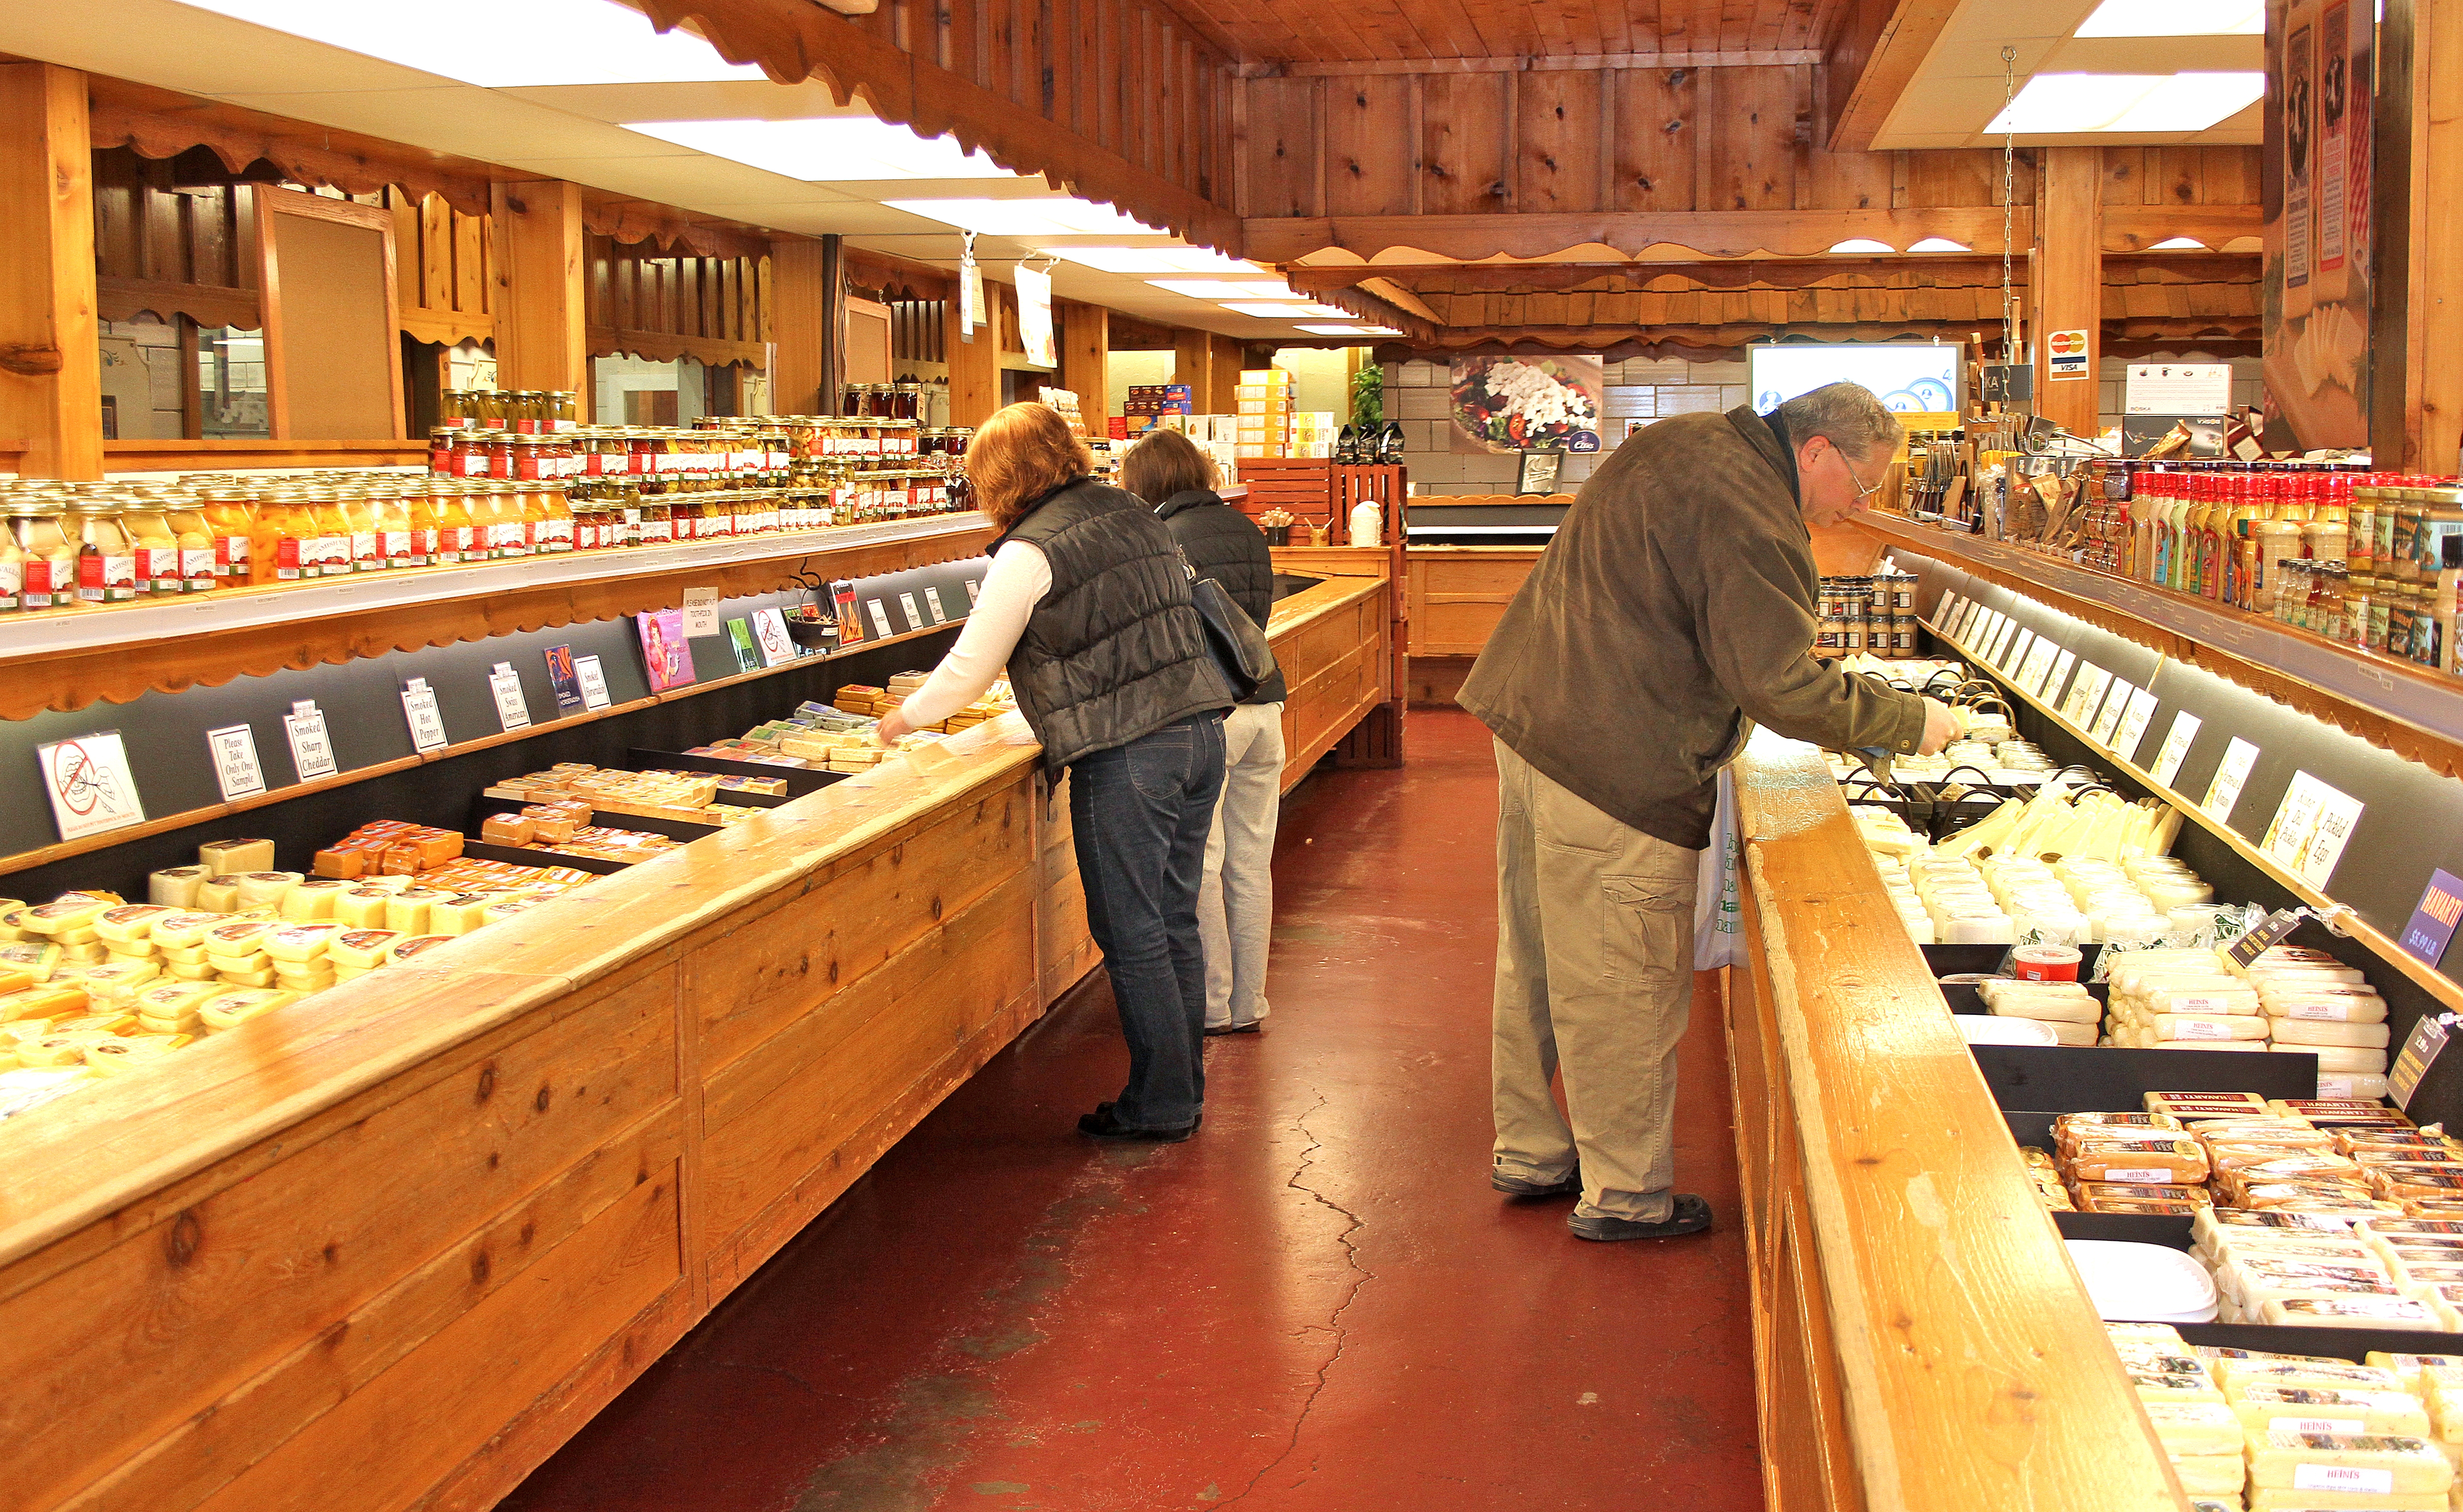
[0,415,987,721]
[1860,498,2463,779]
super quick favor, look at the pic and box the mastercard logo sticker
[2049,331,2088,354]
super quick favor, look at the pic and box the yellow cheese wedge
[229,871,302,911]
[198,837,275,877]
[21,898,110,936]
[425,893,493,936]
[326,929,401,970]
[277,879,359,921]
[203,918,277,954]
[83,1035,187,1074]
[56,940,105,963]
[104,946,159,968]
[146,912,226,950]
[16,1032,113,1067]
[132,979,218,1017]
[135,1012,196,1037]
[2142,1400,2242,1455]
[2247,1430,2454,1496]
[331,888,394,928]
[384,891,440,934]
[193,878,241,914]
[147,866,209,908]
[93,904,177,945]
[164,961,220,982]
[215,966,280,988]
[330,965,370,984]
[195,988,299,1032]
[263,924,344,964]
[0,985,86,1022]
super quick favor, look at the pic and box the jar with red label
[66,498,139,605]
[532,484,576,552]
[1,498,73,611]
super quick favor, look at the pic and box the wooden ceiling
[1169,0,1850,65]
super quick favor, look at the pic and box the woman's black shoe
[1077,1103,1198,1142]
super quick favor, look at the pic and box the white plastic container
[2065,1239,2219,1323]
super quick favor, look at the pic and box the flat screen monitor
[1747,343,1961,417]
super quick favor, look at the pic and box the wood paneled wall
[386,189,493,347]
[584,234,769,367]
[91,146,260,331]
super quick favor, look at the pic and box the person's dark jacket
[1459,405,1925,850]
[999,477,1235,771]
[1152,488,1288,705]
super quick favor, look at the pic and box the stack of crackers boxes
[1236,370,1293,460]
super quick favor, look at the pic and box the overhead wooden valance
[87,82,495,216]
[583,198,772,261]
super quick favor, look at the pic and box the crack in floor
[1215,1091,1374,1510]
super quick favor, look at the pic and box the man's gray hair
[1774,381,1904,460]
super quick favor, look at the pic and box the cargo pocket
[1601,876,1690,985]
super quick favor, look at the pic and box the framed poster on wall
[251,185,405,441]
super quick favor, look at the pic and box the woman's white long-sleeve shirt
[894,539,1051,727]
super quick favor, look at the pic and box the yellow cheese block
[331,965,371,984]
[2128,1368,2224,1402]
[2170,1453,2244,1497]
[134,981,219,1017]
[2246,1493,2443,1512]
[278,880,358,921]
[155,943,208,967]
[197,988,299,1033]
[2141,1400,2243,1455]
[147,866,209,908]
[75,961,160,1003]
[2224,1360,2409,1394]
[21,898,110,936]
[0,966,30,996]
[193,878,241,914]
[56,940,105,963]
[198,837,274,876]
[164,961,220,982]
[2263,1296,2443,1330]
[215,966,280,988]
[425,894,493,936]
[383,891,441,934]
[147,912,227,950]
[0,941,62,981]
[83,1034,187,1075]
[203,919,277,955]
[93,904,177,945]
[263,923,345,964]
[16,1032,114,1067]
[327,930,401,970]
[135,1011,197,1037]
[0,985,88,1022]
[230,871,303,911]
[2248,1432,2454,1496]
[333,889,394,928]
[104,946,159,969]
[348,875,416,895]
[2234,1387,2434,1437]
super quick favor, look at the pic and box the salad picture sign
[1451,356,1603,455]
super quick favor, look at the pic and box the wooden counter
[1402,544,1542,704]
[0,566,1393,1512]
[1726,730,2186,1512]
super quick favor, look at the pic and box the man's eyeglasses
[1834,444,1886,501]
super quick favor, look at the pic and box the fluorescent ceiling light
[620,118,1011,181]
[1041,247,1266,275]
[1987,73,2265,134]
[171,0,767,86]
[1221,301,1355,318]
[1146,280,1300,299]
[2076,0,2263,36]
[2150,237,2209,249]
[1829,239,1894,253]
[1297,324,1402,336]
[884,197,1163,236]
[1908,238,1972,252]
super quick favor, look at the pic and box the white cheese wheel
[147,866,209,908]
[2277,1044,2393,1075]
[2274,1018,2394,1051]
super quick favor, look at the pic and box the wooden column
[490,180,586,395]
[0,63,101,480]
[2031,146,2104,436]
[1059,300,1109,433]
[770,238,828,414]
[1206,333,1245,413]
[2383,0,2463,472]
[945,292,999,427]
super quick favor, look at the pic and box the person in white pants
[1125,429,1290,1035]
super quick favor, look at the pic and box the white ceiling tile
[213,88,667,160]
[0,0,450,95]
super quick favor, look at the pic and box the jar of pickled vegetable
[65,499,138,605]
[531,484,575,553]
[120,504,183,596]
[399,485,438,567]
[0,499,68,610]
[431,485,477,565]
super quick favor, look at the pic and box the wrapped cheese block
[278,879,358,921]
[2285,1045,2394,1075]
[384,890,442,935]
[1978,980,2101,1022]
[2246,1430,2454,1494]
[193,877,241,914]
[425,894,493,936]
[2153,1039,2271,1052]
[0,984,87,1022]
[2276,1018,2395,1050]
[198,838,274,876]
[2153,1011,2271,1040]
[2233,1386,2432,1437]
[75,961,159,1003]
[92,904,175,946]
[2073,1139,2212,1183]
[333,889,394,929]
[21,898,111,936]
[327,930,402,971]
[263,924,344,964]
[148,866,210,908]
[215,966,280,988]
[0,942,64,982]
[84,1035,187,1075]
[230,872,302,911]
[2245,1494,2443,1512]
[2168,1455,2244,1497]
[2141,1400,2242,1455]
[197,988,300,1033]
[2260,1295,2443,1329]
[2128,1367,2225,1402]
[2269,992,2390,1023]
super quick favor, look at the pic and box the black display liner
[456,838,632,877]
[1978,1043,2321,1112]
[467,793,720,845]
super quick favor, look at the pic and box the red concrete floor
[497,709,1764,1512]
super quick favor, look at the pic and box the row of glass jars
[438,390,582,429]
[429,423,952,481]
[838,382,924,419]
[2272,553,2460,670]
[0,469,970,614]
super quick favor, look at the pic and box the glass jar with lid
[430,483,476,565]
[67,498,139,605]
[2,497,74,611]
[119,502,184,596]
[532,483,576,553]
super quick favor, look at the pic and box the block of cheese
[197,988,300,1032]
[0,966,30,997]
[83,1034,187,1075]
[75,961,160,1003]
[278,879,357,921]
[2246,1493,2444,1512]
[2169,1454,2244,1497]
[2262,1295,2443,1330]
[327,930,402,971]
[384,890,441,934]
[2233,1386,2432,1437]
[21,898,110,936]
[263,924,344,964]
[164,960,220,982]
[148,866,210,908]
[230,872,302,911]
[93,904,176,945]
[2142,1400,2243,1455]
[203,918,277,955]
[480,813,535,846]
[214,966,280,988]
[2246,1431,2454,1496]
[2223,1359,2408,1394]
[2276,1018,2395,1050]
[2143,984,2263,1015]
[0,942,63,982]
[2286,1045,2395,1075]
[2269,992,2390,1024]
[0,984,88,1022]
[194,877,241,914]
[145,912,224,951]
[2154,1012,2272,1040]
[199,838,275,877]
[425,894,493,936]
[333,889,393,929]
[2126,1367,2224,1402]
[131,980,219,1021]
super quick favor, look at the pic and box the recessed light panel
[2076,0,2264,36]
[620,119,1014,181]
[1221,302,1355,318]
[1297,324,1401,336]
[1986,73,2265,135]
[884,198,1165,236]
[172,0,769,86]
[1145,280,1301,300]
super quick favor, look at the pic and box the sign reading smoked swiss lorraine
[2047,329,2093,381]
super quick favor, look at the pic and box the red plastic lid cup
[2012,944,2084,982]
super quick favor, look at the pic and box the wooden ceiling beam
[1820,0,1962,153]
[1234,49,1822,77]
[2102,206,2263,251]
[1249,206,2029,262]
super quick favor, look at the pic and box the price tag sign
[2003,627,2036,675]
[2089,680,2133,745]
[284,700,338,781]
[964,578,981,607]
[2393,1014,2452,1112]
[35,731,145,842]
[923,586,948,623]
[682,586,721,639]
[489,662,532,732]
[2045,649,2077,704]
[2298,786,2366,888]
[401,678,448,753]
[866,598,894,639]
[2063,665,2111,724]
[2114,688,2160,762]
[2264,771,2334,864]
[2401,870,2463,965]
[2150,711,2203,786]
[2017,639,2058,697]
[897,592,923,628]
[2203,736,2260,821]
[1937,592,1963,630]
[205,724,266,800]
[573,656,612,712]
[1991,620,2022,666]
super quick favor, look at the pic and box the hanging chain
[2001,45,2020,367]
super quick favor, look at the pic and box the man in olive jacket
[1460,380,1956,1242]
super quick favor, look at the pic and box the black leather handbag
[1179,552,1280,701]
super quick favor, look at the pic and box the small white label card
[2018,639,2059,697]
[1937,591,1963,628]
[205,724,266,800]
[2114,689,2160,762]
[2264,770,2335,864]
[897,592,923,629]
[682,586,721,639]
[2045,649,2078,705]
[923,586,948,623]
[964,578,981,607]
[2063,664,2112,724]
[284,699,338,781]
[573,655,612,712]
[1991,620,2023,665]
[2003,627,2036,674]
[2299,786,2366,888]
[2204,736,2261,820]
[36,730,144,842]
[752,608,797,666]
[866,598,895,639]
[2149,711,2203,786]
[401,677,448,752]
[488,662,532,732]
[2090,680,2134,746]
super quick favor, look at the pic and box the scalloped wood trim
[88,96,493,217]
[1247,208,2030,264]
[0,526,995,722]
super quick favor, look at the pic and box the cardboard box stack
[1289,411,1338,459]
[1236,369,1293,459]
[1123,383,1194,438]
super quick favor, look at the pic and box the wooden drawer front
[1407,556,1535,658]
[1,966,680,1512]
[685,776,1034,1075]
[697,865,1041,1286]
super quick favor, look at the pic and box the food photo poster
[1451,356,1604,456]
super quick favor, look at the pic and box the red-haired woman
[881,402,1234,1140]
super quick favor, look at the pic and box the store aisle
[499,710,1762,1512]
